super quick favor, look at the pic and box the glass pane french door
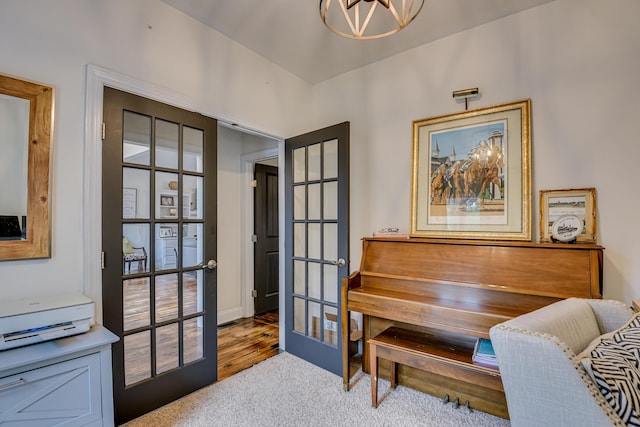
[102,88,217,424]
[285,122,349,376]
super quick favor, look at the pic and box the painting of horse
[462,145,504,205]
[430,164,448,204]
[411,99,531,240]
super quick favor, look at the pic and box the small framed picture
[540,188,596,242]
[160,195,174,206]
[159,226,173,238]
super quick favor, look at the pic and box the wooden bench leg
[370,342,378,408]
[390,360,397,389]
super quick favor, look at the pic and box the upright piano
[341,238,603,418]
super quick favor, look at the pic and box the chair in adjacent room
[122,236,147,273]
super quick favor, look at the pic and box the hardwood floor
[222,314,357,377]
[218,310,280,381]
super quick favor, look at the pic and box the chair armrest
[585,299,633,334]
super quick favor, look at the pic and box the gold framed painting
[410,99,532,240]
[539,188,597,242]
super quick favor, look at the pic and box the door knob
[329,258,346,268]
[201,259,217,270]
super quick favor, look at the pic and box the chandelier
[319,0,424,40]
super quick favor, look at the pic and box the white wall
[0,0,312,306]
[313,0,640,303]
[217,126,279,324]
[217,127,244,323]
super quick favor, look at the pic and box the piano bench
[369,326,436,408]
[368,326,495,408]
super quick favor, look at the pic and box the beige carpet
[124,352,511,426]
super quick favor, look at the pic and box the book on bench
[472,338,499,370]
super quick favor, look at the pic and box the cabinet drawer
[0,353,102,426]
[164,248,177,257]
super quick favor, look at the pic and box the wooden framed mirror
[0,73,54,260]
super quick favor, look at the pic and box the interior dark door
[284,122,349,376]
[102,87,217,424]
[254,163,279,314]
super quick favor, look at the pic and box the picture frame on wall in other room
[160,195,174,206]
[540,188,597,243]
[122,188,137,219]
[159,226,174,238]
[410,99,532,240]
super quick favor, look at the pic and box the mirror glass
[0,73,54,260]
[0,93,29,239]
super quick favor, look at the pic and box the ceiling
[160,0,555,84]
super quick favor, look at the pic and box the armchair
[490,298,634,427]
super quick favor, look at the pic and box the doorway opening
[217,123,282,334]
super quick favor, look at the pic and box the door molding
[240,147,280,319]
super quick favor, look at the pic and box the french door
[284,122,349,376]
[102,88,217,423]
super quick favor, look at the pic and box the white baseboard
[218,307,244,325]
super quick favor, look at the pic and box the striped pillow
[581,314,640,425]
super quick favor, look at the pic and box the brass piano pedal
[441,394,449,404]
[453,397,460,409]
[464,400,472,413]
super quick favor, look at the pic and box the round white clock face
[551,214,584,242]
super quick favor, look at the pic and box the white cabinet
[155,236,178,270]
[0,325,118,426]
